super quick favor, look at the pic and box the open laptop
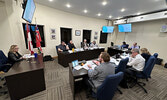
[72,60,79,67]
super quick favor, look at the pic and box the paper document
[74,65,83,70]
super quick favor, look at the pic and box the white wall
[0,0,115,57]
[115,19,167,63]
[0,1,14,55]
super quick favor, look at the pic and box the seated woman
[141,48,151,63]
[8,45,23,64]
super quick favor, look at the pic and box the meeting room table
[5,54,46,100]
[58,48,105,67]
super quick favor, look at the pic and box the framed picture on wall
[95,31,98,35]
[51,34,56,40]
[75,30,81,36]
[51,28,56,34]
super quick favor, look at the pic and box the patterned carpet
[0,59,167,100]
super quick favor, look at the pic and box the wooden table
[69,63,88,100]
[58,48,105,67]
[5,54,46,100]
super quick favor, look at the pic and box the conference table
[107,47,130,56]
[58,48,105,67]
[5,54,46,100]
[69,53,130,100]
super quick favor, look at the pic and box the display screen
[22,0,36,23]
[102,26,114,33]
[72,60,79,67]
[118,24,132,32]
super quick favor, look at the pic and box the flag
[26,23,34,55]
[35,25,42,53]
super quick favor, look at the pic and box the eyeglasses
[15,48,19,49]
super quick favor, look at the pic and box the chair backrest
[56,46,59,53]
[143,56,156,78]
[97,72,124,100]
[153,53,158,59]
[0,50,8,66]
[115,58,129,73]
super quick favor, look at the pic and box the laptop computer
[72,60,79,67]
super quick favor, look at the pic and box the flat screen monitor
[72,60,79,67]
[118,24,132,32]
[102,26,114,33]
[22,0,36,23]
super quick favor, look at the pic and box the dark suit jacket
[81,42,89,48]
[68,43,76,50]
[8,52,22,64]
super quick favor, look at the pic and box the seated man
[121,41,128,48]
[87,52,115,92]
[68,40,76,50]
[90,41,98,48]
[130,42,139,49]
[81,39,89,49]
[126,49,145,76]
[58,41,69,52]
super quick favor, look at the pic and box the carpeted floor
[0,58,167,100]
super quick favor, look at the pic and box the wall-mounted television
[22,0,36,23]
[118,24,132,32]
[102,26,114,33]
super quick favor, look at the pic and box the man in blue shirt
[130,42,139,49]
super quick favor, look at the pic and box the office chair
[130,56,156,93]
[115,58,129,73]
[56,46,59,53]
[95,72,124,100]
[111,42,114,46]
[0,50,12,72]
[115,58,129,91]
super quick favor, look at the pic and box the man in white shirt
[126,49,145,75]
[90,41,98,47]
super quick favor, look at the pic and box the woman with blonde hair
[141,48,151,63]
[8,45,23,64]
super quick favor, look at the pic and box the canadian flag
[26,23,34,55]
[35,25,42,53]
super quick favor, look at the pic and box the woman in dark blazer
[8,45,23,64]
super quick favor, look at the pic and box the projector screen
[118,24,132,32]
[102,26,114,33]
[22,0,36,23]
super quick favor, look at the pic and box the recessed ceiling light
[97,13,102,16]
[121,8,125,12]
[108,15,112,19]
[66,4,71,8]
[84,9,88,13]
[137,12,141,15]
[102,1,107,6]
[154,0,160,2]
[49,0,53,2]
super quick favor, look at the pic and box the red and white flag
[26,23,34,55]
[35,25,42,53]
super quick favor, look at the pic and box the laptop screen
[72,60,79,67]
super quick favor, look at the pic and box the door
[83,30,91,43]
[60,28,72,44]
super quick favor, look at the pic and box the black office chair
[111,42,114,46]
[129,56,156,93]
